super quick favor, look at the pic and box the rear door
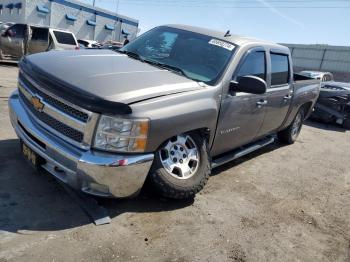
[0,24,27,59]
[211,48,268,156]
[27,26,49,55]
[257,52,293,136]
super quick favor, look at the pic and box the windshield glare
[120,26,235,85]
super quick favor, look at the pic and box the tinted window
[8,24,26,38]
[31,27,49,41]
[53,31,76,45]
[236,51,266,81]
[271,53,289,86]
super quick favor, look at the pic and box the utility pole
[115,0,120,42]
[116,0,120,14]
[93,0,96,7]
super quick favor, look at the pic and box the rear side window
[236,51,266,81]
[271,53,289,86]
[31,27,49,41]
[53,31,76,45]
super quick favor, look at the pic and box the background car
[77,39,100,48]
[0,23,79,61]
[299,71,333,81]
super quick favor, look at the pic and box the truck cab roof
[165,24,289,52]
[9,23,74,34]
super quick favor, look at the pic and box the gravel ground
[0,64,349,262]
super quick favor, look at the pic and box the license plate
[21,142,42,168]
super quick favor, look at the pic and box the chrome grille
[17,70,98,149]
[19,72,89,123]
[19,91,84,143]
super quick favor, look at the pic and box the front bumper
[8,90,154,198]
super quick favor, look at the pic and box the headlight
[93,115,149,153]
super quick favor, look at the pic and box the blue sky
[81,0,349,46]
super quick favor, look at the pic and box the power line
[98,0,350,3]
[95,0,350,8]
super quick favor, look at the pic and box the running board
[211,136,275,168]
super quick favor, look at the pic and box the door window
[7,24,26,38]
[271,53,289,86]
[235,51,266,81]
[31,27,49,41]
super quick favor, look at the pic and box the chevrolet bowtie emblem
[30,95,44,112]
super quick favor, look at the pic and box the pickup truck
[8,25,320,199]
[0,23,78,62]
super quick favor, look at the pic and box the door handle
[283,94,293,101]
[256,99,268,108]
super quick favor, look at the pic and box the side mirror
[230,75,267,95]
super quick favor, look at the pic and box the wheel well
[156,128,211,151]
[189,128,211,144]
[300,102,313,119]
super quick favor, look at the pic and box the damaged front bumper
[8,90,154,198]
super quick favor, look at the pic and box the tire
[343,119,350,130]
[148,133,210,199]
[278,108,305,144]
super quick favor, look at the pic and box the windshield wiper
[118,50,144,62]
[143,59,188,77]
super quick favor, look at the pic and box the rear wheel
[343,119,350,130]
[148,133,210,199]
[278,108,305,144]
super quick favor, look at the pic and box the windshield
[120,26,235,85]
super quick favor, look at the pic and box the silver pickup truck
[8,25,320,199]
[0,23,78,62]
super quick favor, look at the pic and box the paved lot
[0,64,349,262]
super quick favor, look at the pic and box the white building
[0,0,139,42]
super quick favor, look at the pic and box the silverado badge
[30,95,44,112]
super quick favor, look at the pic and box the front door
[211,48,268,156]
[257,52,293,136]
[27,27,49,55]
[0,24,27,60]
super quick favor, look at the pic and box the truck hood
[21,50,203,107]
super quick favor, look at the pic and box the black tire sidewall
[343,119,350,130]
[278,108,305,144]
[290,109,305,143]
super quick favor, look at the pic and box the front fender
[130,87,221,152]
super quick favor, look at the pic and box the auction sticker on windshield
[209,39,235,51]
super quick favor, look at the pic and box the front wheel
[278,108,305,144]
[148,133,210,199]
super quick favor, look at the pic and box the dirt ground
[0,64,349,262]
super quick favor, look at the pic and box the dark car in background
[299,71,350,129]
